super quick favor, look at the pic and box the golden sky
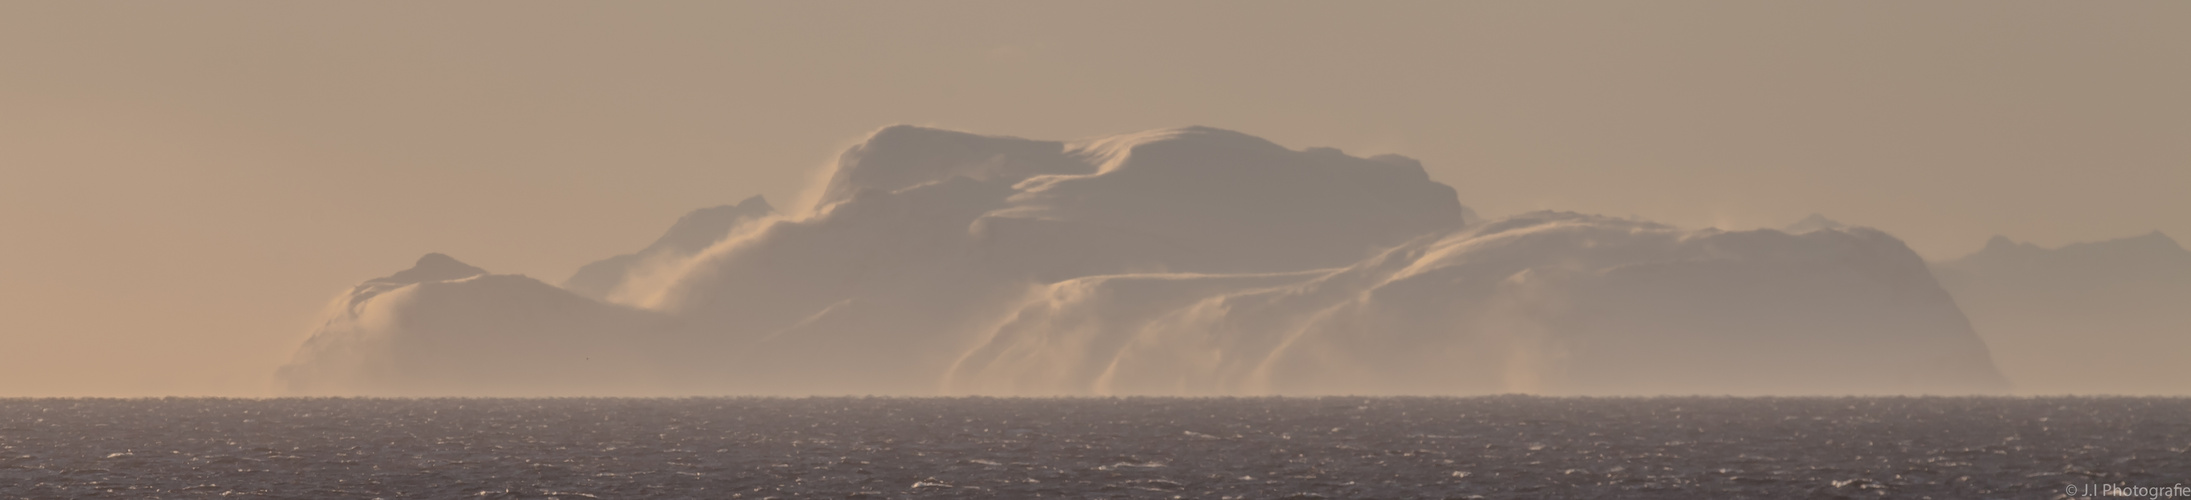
[1,1,2184,396]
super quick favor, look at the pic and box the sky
[1,1,2185,396]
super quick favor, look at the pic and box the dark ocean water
[0,397,2184,499]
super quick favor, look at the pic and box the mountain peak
[1783,213,1845,234]
[2067,230,2191,260]
[734,195,773,214]
[2134,231,2183,252]
[1067,126,1288,167]
[821,125,1083,208]
[416,252,462,267]
[562,196,781,299]
[1948,231,2190,272]
[374,253,488,286]
[650,197,776,255]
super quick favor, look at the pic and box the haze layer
[278,127,2008,396]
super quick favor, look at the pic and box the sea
[1,397,2183,499]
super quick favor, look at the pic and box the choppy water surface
[1,397,2184,499]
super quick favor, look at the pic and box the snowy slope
[950,213,2007,396]
[562,195,775,301]
[277,254,669,396]
[279,126,2007,396]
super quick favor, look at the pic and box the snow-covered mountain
[277,126,2009,396]
[276,254,669,396]
[563,195,774,302]
[951,213,2005,395]
[1783,213,1846,234]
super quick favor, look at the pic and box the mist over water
[3,397,2182,498]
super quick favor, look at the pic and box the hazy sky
[2,2,2185,396]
